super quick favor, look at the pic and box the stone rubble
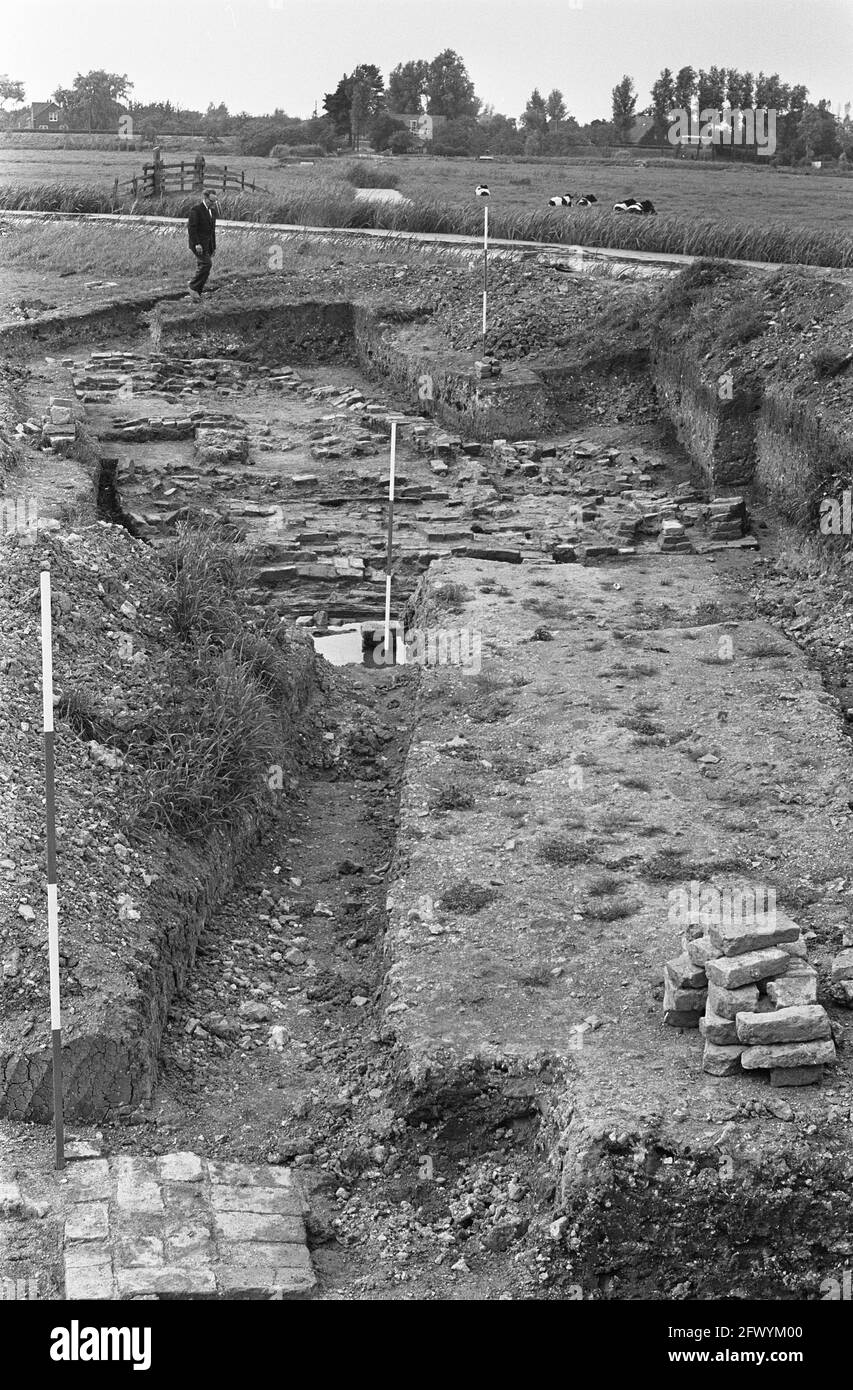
[664,906,837,1087]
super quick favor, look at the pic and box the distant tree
[349,63,385,147]
[796,99,839,161]
[697,66,727,113]
[388,60,429,113]
[584,118,616,146]
[520,88,548,134]
[323,64,385,147]
[650,67,676,139]
[425,49,479,119]
[546,88,567,123]
[547,115,584,154]
[673,65,697,113]
[726,68,754,109]
[480,111,523,155]
[0,76,25,110]
[524,129,544,156]
[611,74,637,141]
[370,111,408,151]
[389,129,417,154]
[53,70,132,131]
[323,73,352,138]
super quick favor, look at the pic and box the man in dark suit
[187,189,218,299]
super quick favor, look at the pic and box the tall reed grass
[1,180,851,267]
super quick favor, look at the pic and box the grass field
[2,146,853,266]
[2,145,853,229]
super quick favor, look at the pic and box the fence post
[180,161,185,191]
[112,177,119,206]
[152,145,163,197]
[223,165,227,191]
[193,152,205,192]
[241,170,245,189]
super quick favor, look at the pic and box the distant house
[28,101,68,131]
[387,111,447,144]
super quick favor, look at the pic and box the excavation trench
[3,283,853,1297]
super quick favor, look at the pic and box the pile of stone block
[659,517,692,553]
[194,426,249,465]
[829,933,853,1006]
[665,909,836,1087]
[41,397,77,452]
[474,358,502,379]
[703,495,747,541]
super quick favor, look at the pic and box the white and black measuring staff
[383,420,397,658]
[476,183,490,359]
[39,568,64,1170]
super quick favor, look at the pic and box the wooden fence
[112,154,269,204]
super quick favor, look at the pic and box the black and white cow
[575,193,598,206]
[613,197,656,215]
[548,194,573,206]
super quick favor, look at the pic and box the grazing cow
[475,183,490,198]
[548,194,573,206]
[613,197,656,215]
[575,193,598,206]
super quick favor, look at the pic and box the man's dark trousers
[189,250,213,294]
[187,201,216,294]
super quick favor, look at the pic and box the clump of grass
[587,873,623,897]
[136,642,280,837]
[621,775,652,792]
[812,347,852,378]
[583,898,639,921]
[618,714,663,736]
[432,581,471,613]
[517,962,553,987]
[440,882,500,913]
[129,517,297,838]
[537,834,595,867]
[343,164,401,189]
[167,515,252,642]
[431,785,476,811]
[527,597,570,619]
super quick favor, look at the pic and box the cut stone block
[707,980,760,1021]
[781,937,808,958]
[706,948,791,990]
[702,1009,739,1046]
[665,953,708,991]
[213,1211,305,1245]
[770,1066,824,1087]
[216,1265,316,1299]
[702,1042,744,1075]
[767,966,818,1008]
[158,1153,204,1183]
[65,1201,109,1242]
[663,978,707,1012]
[736,1005,830,1046]
[210,1186,303,1216]
[684,935,716,968]
[832,980,853,1008]
[740,1038,837,1070]
[116,1266,216,1298]
[709,913,800,957]
[831,949,853,983]
[663,1008,703,1028]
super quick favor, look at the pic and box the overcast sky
[5,0,852,122]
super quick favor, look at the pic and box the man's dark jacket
[188,202,216,255]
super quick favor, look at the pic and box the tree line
[0,58,850,165]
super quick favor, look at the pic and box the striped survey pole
[383,421,397,659]
[476,183,490,360]
[39,569,64,1170]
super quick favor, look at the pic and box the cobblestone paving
[2,1149,315,1300]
